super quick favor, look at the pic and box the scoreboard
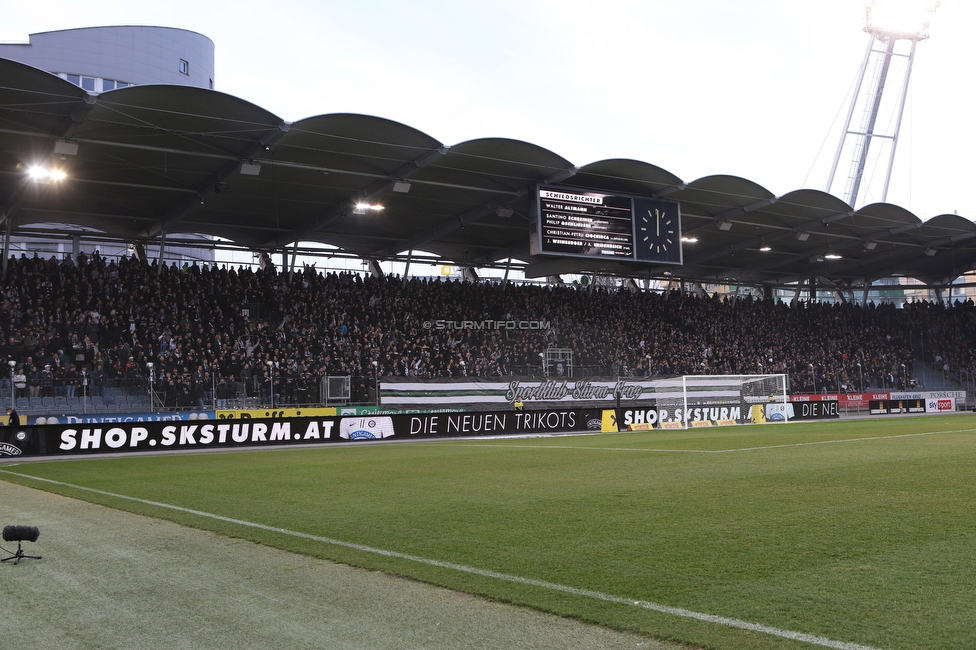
[530,185,682,264]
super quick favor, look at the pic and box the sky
[3,0,974,220]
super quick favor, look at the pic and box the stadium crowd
[0,251,973,407]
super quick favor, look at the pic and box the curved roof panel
[3,55,976,291]
[573,159,684,196]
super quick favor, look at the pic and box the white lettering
[130,427,149,447]
[81,428,101,449]
[60,429,77,450]
[304,422,320,439]
[269,422,290,441]
[179,425,198,445]
[105,427,127,449]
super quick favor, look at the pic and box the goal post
[631,374,788,429]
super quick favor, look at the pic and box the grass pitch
[3,414,976,649]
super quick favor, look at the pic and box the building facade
[0,26,214,92]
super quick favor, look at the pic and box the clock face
[640,208,675,254]
[634,198,682,263]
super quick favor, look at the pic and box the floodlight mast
[825,1,938,209]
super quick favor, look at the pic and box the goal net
[625,374,788,429]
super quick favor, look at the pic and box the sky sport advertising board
[531,185,682,265]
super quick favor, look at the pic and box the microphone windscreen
[2,525,40,543]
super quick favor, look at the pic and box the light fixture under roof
[28,166,66,183]
[825,253,842,260]
[681,236,698,243]
[795,231,810,241]
[53,140,78,156]
[924,247,937,256]
[240,162,261,176]
[353,201,384,215]
[864,241,877,250]
[760,245,772,252]
[718,221,732,231]
[496,205,514,218]
[392,180,412,193]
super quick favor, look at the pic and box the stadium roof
[2,56,975,291]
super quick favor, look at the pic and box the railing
[0,374,367,415]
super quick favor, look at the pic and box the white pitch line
[453,427,976,454]
[1,470,879,650]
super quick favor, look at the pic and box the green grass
[4,415,976,649]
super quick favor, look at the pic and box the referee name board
[531,185,682,264]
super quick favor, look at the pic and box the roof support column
[72,235,81,266]
[366,259,384,279]
[287,241,299,284]
[157,232,166,276]
[2,214,10,279]
[502,257,513,286]
[862,284,870,306]
[402,250,413,284]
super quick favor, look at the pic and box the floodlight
[795,232,810,241]
[717,221,732,231]
[681,236,698,243]
[392,180,412,193]
[496,205,514,218]
[825,253,843,260]
[759,246,772,252]
[864,241,878,250]
[353,202,383,215]
[865,0,938,39]
[924,247,937,256]
[28,166,50,182]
